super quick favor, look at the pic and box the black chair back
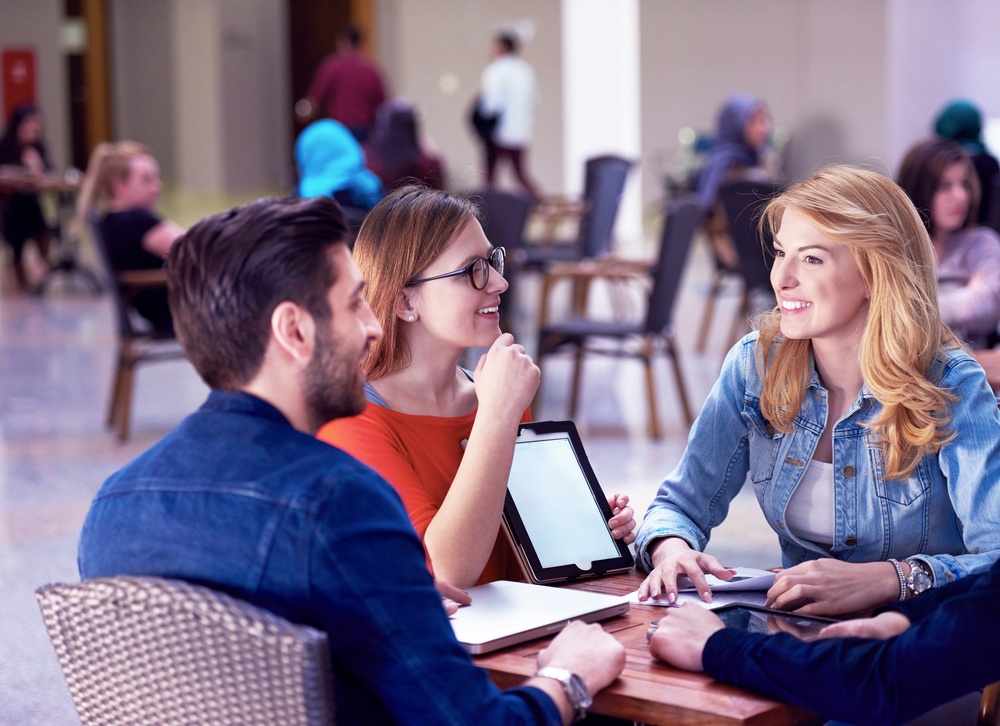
[476,188,533,256]
[718,179,784,292]
[578,155,633,258]
[645,195,703,335]
[89,211,139,339]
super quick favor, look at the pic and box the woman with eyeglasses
[318,185,635,588]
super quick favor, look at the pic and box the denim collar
[201,389,292,427]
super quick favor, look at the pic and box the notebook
[449,580,630,655]
[502,421,634,584]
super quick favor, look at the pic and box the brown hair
[757,165,958,481]
[167,196,349,390]
[352,185,481,380]
[897,138,979,234]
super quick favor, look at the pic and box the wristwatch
[905,557,933,598]
[536,666,592,722]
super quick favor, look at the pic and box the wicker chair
[35,576,336,725]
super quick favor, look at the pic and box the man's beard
[303,323,367,432]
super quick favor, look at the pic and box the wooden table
[474,571,823,725]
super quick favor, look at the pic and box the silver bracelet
[887,558,906,601]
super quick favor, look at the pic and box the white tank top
[785,460,835,547]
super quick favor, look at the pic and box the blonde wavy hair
[757,165,959,481]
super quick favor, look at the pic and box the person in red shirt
[318,186,636,588]
[297,25,387,143]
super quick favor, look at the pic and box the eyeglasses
[406,246,505,290]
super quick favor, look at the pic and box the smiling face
[771,207,870,354]
[930,161,972,238]
[405,218,508,351]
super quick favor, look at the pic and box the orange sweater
[318,401,528,585]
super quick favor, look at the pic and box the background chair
[35,576,336,726]
[473,188,534,334]
[90,215,186,441]
[717,179,784,344]
[521,154,633,269]
[535,194,703,438]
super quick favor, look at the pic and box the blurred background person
[934,99,1000,228]
[898,138,1000,349]
[295,118,384,213]
[72,141,183,333]
[0,104,52,292]
[480,32,540,200]
[296,25,387,143]
[696,93,776,270]
[365,100,445,191]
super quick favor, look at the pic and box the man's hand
[536,621,625,697]
[647,604,725,672]
[817,611,911,640]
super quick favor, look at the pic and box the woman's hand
[766,559,902,617]
[473,333,539,424]
[434,579,472,616]
[606,493,636,544]
[636,537,735,604]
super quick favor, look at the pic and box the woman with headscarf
[934,100,1000,227]
[295,118,383,211]
[696,94,775,270]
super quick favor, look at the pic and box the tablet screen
[503,421,633,582]
[713,604,836,641]
[508,435,621,567]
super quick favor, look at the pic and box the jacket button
[845,537,858,547]
[843,465,856,477]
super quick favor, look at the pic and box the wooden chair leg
[641,345,662,439]
[729,286,752,347]
[106,357,126,428]
[665,333,694,426]
[568,345,584,419]
[116,363,135,442]
[696,272,723,353]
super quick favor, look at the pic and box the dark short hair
[897,138,980,233]
[167,196,349,390]
[497,32,518,54]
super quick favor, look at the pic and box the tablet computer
[502,421,634,584]
[712,603,838,641]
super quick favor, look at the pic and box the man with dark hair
[480,30,540,199]
[78,195,625,724]
[297,25,387,143]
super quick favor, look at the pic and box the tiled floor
[0,193,779,724]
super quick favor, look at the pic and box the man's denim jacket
[636,334,1000,588]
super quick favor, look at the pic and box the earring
[407,315,415,322]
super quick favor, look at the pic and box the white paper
[625,566,774,610]
[677,566,775,592]
[627,588,768,609]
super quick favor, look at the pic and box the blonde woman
[73,141,183,331]
[636,165,1000,616]
[319,186,635,589]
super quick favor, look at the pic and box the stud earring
[408,315,415,322]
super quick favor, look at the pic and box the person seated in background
[295,118,383,213]
[648,553,1000,725]
[635,165,1000,617]
[78,195,625,724]
[72,141,183,333]
[897,138,1000,349]
[0,104,52,291]
[696,93,776,270]
[318,186,635,589]
[934,99,1000,227]
[364,100,446,191]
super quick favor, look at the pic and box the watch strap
[536,666,591,722]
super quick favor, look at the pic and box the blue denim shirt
[78,391,559,725]
[636,334,1000,587]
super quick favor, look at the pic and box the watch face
[907,562,932,594]
[569,673,593,710]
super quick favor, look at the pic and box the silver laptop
[449,580,629,655]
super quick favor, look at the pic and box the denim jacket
[636,334,1000,588]
[79,391,559,725]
